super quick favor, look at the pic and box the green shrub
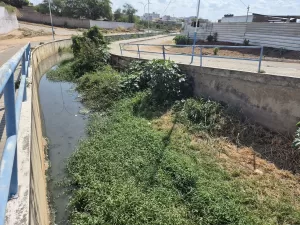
[243,39,250,46]
[72,26,107,56]
[213,32,218,42]
[76,66,121,110]
[206,35,214,42]
[292,122,300,150]
[0,2,17,14]
[122,60,193,105]
[213,47,219,55]
[174,98,225,134]
[173,35,189,45]
[72,38,110,78]
[71,27,109,78]
[147,60,193,105]
[46,60,74,82]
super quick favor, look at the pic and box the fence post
[26,44,31,70]
[258,46,264,73]
[162,45,166,60]
[22,53,27,102]
[137,44,141,59]
[200,47,203,67]
[119,44,123,55]
[3,74,18,197]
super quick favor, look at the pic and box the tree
[34,0,112,20]
[122,3,137,23]
[113,8,122,21]
[2,0,29,8]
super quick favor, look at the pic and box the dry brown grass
[152,110,300,212]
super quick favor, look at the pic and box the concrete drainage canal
[37,54,88,225]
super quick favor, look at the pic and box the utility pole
[48,0,55,40]
[246,5,250,23]
[191,0,201,63]
[148,0,150,33]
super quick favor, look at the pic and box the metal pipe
[0,135,17,225]
[246,5,250,23]
[258,46,264,72]
[200,47,203,67]
[0,44,28,93]
[3,74,18,198]
[16,75,27,127]
[137,44,141,58]
[162,45,166,60]
[119,44,123,55]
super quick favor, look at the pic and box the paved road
[111,36,300,78]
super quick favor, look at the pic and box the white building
[221,15,254,23]
[142,12,160,21]
[162,15,171,21]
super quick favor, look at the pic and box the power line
[162,0,175,15]
[238,0,247,8]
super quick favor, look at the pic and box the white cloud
[30,0,300,21]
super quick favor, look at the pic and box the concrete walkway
[110,36,300,78]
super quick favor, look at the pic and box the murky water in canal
[39,66,87,225]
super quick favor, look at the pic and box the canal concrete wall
[111,54,300,134]
[30,39,72,225]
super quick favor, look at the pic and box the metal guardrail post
[200,47,203,67]
[21,53,27,101]
[119,44,123,56]
[162,45,166,60]
[137,44,141,59]
[3,73,18,197]
[258,46,264,73]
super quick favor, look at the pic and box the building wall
[0,7,18,34]
[111,53,300,134]
[90,20,134,29]
[18,7,135,29]
[19,7,90,28]
[184,22,300,51]
[221,15,253,23]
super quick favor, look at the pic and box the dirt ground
[0,22,141,66]
[123,38,300,63]
[168,40,300,63]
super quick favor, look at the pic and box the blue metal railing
[119,43,264,72]
[0,43,31,225]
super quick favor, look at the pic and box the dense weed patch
[66,98,300,225]
[47,27,300,224]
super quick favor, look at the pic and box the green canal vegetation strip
[48,27,300,225]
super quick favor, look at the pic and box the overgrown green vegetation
[113,3,137,23]
[48,27,300,225]
[213,47,219,55]
[35,0,112,20]
[66,96,300,225]
[173,35,189,45]
[243,38,250,46]
[0,1,17,13]
[207,34,214,42]
[1,0,28,8]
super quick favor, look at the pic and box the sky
[30,0,300,22]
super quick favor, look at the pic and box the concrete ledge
[111,54,300,134]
